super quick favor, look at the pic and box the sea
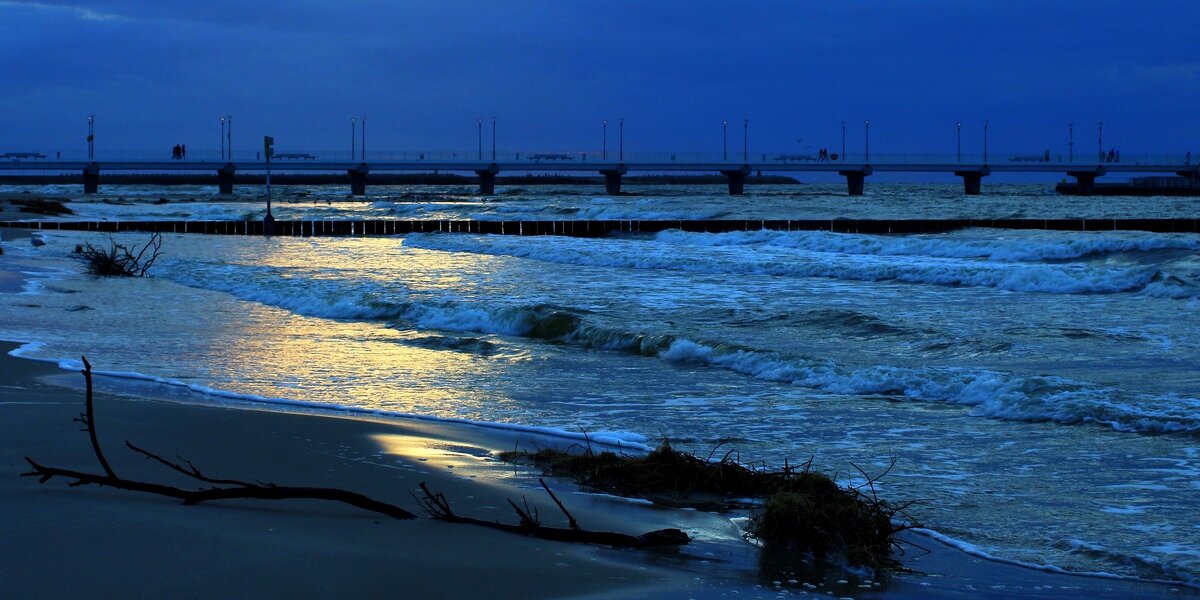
[2,181,1198,588]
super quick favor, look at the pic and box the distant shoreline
[0,173,800,186]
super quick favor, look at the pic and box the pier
[2,154,1197,197]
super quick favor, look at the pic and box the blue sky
[1,0,1197,160]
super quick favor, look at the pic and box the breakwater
[2,218,1198,236]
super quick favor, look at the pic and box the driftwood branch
[414,482,688,548]
[540,477,580,531]
[74,233,162,277]
[77,356,115,479]
[22,356,416,520]
[21,355,691,550]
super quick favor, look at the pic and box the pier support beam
[600,166,626,195]
[82,163,99,194]
[1067,167,1106,196]
[476,164,500,196]
[838,167,873,196]
[721,166,751,195]
[217,163,236,195]
[348,164,369,196]
[954,167,991,195]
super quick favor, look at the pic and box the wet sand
[0,344,702,599]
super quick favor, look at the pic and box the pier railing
[3,149,1195,168]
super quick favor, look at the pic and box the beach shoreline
[3,338,1196,599]
[2,226,1197,598]
[0,341,707,599]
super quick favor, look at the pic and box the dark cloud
[1,0,1196,159]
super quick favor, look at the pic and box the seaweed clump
[6,197,74,215]
[501,442,915,568]
[73,233,163,277]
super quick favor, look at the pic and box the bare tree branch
[415,483,688,548]
[22,354,691,550]
[22,355,416,520]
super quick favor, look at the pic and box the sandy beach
[0,344,706,599]
[3,221,1198,599]
[4,342,1195,599]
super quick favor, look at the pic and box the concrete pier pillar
[476,164,499,196]
[82,163,99,194]
[600,166,626,195]
[954,167,990,195]
[218,163,236,195]
[348,164,369,196]
[1067,168,1106,196]
[721,167,751,195]
[838,167,872,196]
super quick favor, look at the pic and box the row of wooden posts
[2,218,1198,236]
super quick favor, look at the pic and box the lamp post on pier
[603,119,608,160]
[360,116,365,161]
[220,116,225,160]
[864,120,870,162]
[1098,121,1104,162]
[983,120,989,164]
[351,118,356,160]
[742,118,748,162]
[226,115,232,160]
[1069,123,1074,162]
[723,120,728,161]
[87,115,95,160]
[491,117,496,161]
[841,121,846,161]
[956,122,961,162]
[477,119,483,160]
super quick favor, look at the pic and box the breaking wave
[159,261,1200,435]
[654,229,1200,262]
[401,233,1199,297]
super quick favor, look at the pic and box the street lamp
[742,118,748,162]
[956,122,961,162]
[1098,121,1103,162]
[491,117,496,160]
[603,119,608,160]
[220,116,226,160]
[226,115,232,160]
[477,119,483,160]
[983,120,989,164]
[864,120,870,162]
[87,115,95,160]
[351,118,357,160]
[619,118,624,161]
[841,121,846,161]
[723,120,728,161]
[1069,123,1074,162]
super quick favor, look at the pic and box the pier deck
[3,158,1197,197]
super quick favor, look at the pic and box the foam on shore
[914,528,1199,589]
[7,340,652,452]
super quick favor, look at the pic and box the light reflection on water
[1,211,1198,585]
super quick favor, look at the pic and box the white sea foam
[401,233,1199,297]
[914,528,1198,588]
[6,341,652,452]
[655,229,1200,262]
[156,261,1200,435]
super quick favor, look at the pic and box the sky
[1,0,1198,162]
